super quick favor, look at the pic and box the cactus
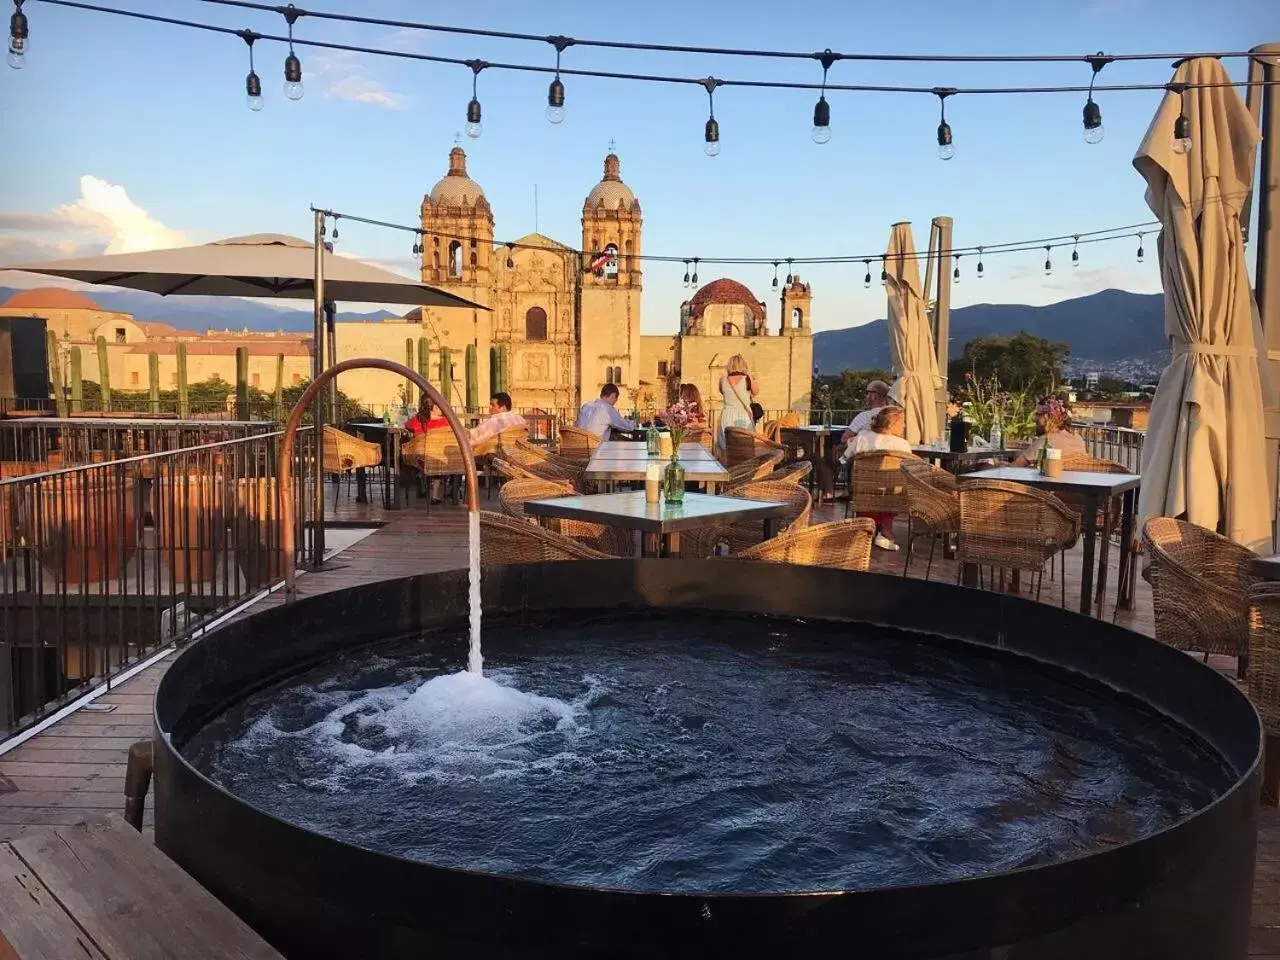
[405,338,414,371]
[46,330,67,417]
[95,336,111,412]
[465,343,478,410]
[489,346,499,395]
[417,337,431,385]
[176,342,189,418]
[273,353,285,422]
[148,352,160,414]
[235,346,249,420]
[69,347,83,413]
[437,347,452,407]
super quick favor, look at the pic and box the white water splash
[467,509,483,674]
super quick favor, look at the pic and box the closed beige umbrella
[9,233,485,308]
[884,222,944,443]
[1134,57,1270,553]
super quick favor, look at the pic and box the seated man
[817,379,892,502]
[840,379,891,443]
[846,405,914,553]
[469,391,527,453]
[576,383,636,439]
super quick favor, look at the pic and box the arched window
[448,241,462,278]
[432,250,441,275]
[603,365,621,385]
[722,322,735,337]
[791,307,803,328]
[525,306,548,341]
[602,243,619,280]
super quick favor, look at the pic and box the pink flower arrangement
[1035,396,1072,430]
[662,399,693,450]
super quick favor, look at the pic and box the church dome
[687,278,765,323]
[429,147,485,206]
[2,287,101,310]
[584,153,638,211]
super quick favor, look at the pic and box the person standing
[576,383,637,439]
[717,354,757,452]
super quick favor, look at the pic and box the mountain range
[813,289,1166,373]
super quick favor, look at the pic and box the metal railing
[0,427,317,738]
[1074,422,1146,472]
[1,417,278,469]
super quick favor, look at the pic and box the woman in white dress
[716,354,757,453]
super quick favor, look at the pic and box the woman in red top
[405,397,448,435]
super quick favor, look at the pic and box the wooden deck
[1,492,1276,953]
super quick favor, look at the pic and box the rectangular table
[583,441,730,492]
[523,490,791,558]
[962,466,1142,617]
[911,444,1019,473]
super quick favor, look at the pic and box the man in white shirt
[840,379,891,442]
[576,383,636,439]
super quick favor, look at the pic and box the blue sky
[0,0,1274,332]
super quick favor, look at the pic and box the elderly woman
[1012,397,1087,466]
[850,405,914,552]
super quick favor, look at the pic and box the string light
[1071,234,1080,266]
[785,258,794,285]
[771,261,780,289]
[880,255,887,283]
[976,246,984,278]
[1043,245,1052,275]
[682,260,691,285]
[331,217,339,240]
[1082,52,1110,144]
[934,88,956,160]
[465,60,485,138]
[545,36,570,124]
[1169,82,1193,155]
[8,0,27,70]
[1136,232,1145,262]
[412,239,421,261]
[811,49,835,144]
[506,242,515,268]
[863,260,872,288]
[690,257,700,286]
[238,29,262,110]
[952,253,960,284]
[702,77,721,157]
[281,4,302,100]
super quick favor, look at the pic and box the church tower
[578,151,643,398]
[780,276,812,337]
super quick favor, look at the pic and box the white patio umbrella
[8,233,484,308]
[884,222,944,443]
[1134,57,1270,553]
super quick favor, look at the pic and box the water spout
[277,358,484,671]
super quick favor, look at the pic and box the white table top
[584,441,729,482]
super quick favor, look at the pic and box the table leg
[354,467,368,504]
[659,532,681,558]
[1078,493,1099,617]
[1117,488,1137,610]
[1095,498,1113,609]
[642,532,661,558]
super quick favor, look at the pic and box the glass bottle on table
[646,419,660,457]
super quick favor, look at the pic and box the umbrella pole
[1250,44,1280,541]
[324,299,338,426]
[932,216,954,436]
[310,209,327,568]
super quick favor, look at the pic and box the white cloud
[310,51,406,110]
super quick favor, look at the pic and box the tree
[815,369,894,417]
[947,332,1068,398]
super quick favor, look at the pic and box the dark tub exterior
[153,560,1262,959]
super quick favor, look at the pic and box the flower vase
[663,455,685,505]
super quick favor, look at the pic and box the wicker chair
[321,425,382,508]
[1142,516,1258,666]
[497,477,633,557]
[556,425,600,462]
[1248,581,1280,804]
[480,511,611,564]
[900,459,959,580]
[682,479,812,559]
[723,426,760,467]
[737,518,876,572]
[957,479,1080,604]
[769,459,814,485]
[844,451,918,521]
[401,429,468,511]
[499,439,585,488]
[725,451,783,488]
[474,427,530,499]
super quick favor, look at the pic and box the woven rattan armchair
[479,511,611,564]
[321,425,382,508]
[737,518,876,572]
[401,429,468,510]
[1142,516,1258,666]
[497,477,633,557]
[1248,581,1280,804]
[682,479,812,559]
[723,426,760,467]
[769,459,814,485]
[844,450,918,520]
[725,451,783,488]
[900,459,959,580]
[499,439,585,488]
[957,479,1080,604]
[556,425,600,462]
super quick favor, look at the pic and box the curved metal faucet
[278,358,479,600]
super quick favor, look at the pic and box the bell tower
[419,146,493,304]
[780,276,812,337]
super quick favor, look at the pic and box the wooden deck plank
[0,844,107,960]
[10,817,282,960]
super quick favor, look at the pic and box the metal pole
[324,299,338,426]
[932,216,954,433]
[1251,44,1280,540]
[310,210,326,567]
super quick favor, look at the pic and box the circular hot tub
[153,561,1261,959]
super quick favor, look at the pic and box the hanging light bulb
[331,221,339,241]
[682,261,690,286]
[545,38,569,124]
[880,255,888,283]
[1169,83,1192,155]
[690,258,700,287]
[934,88,956,161]
[8,0,27,70]
[238,31,263,111]
[863,260,872,288]
[281,6,303,100]
[506,243,515,269]
[1043,246,1053,275]
[1082,53,1110,144]
[412,240,421,261]
[810,50,835,144]
[772,261,780,289]
[702,77,721,157]
[952,254,960,284]
[465,60,486,139]
[1071,235,1080,267]
[1136,233,1145,263]
[976,246,984,278]
[785,258,794,286]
